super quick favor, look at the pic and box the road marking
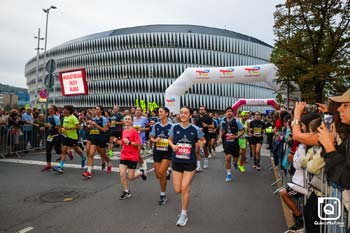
[0,159,155,174]
[0,159,120,172]
[16,227,34,233]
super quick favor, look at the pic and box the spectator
[21,108,34,150]
[318,90,350,189]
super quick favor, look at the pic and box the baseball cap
[329,90,350,103]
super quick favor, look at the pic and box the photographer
[317,90,350,189]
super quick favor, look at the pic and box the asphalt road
[0,146,286,233]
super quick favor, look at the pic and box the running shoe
[196,166,202,173]
[208,153,212,158]
[81,157,86,168]
[67,151,74,160]
[212,151,216,157]
[256,166,261,171]
[203,159,208,169]
[107,164,112,173]
[238,164,246,173]
[166,168,172,180]
[225,173,232,182]
[158,195,167,205]
[53,166,64,174]
[108,150,113,158]
[82,171,92,179]
[176,214,188,227]
[139,168,147,180]
[119,191,131,200]
[41,166,52,172]
[101,163,106,171]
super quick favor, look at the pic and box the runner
[133,107,150,155]
[237,111,249,172]
[248,111,265,171]
[194,105,213,170]
[115,114,147,200]
[208,112,218,158]
[150,107,172,205]
[168,106,206,227]
[41,105,61,172]
[82,106,112,178]
[53,105,86,173]
[108,105,124,157]
[218,107,244,182]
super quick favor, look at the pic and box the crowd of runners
[39,103,276,226]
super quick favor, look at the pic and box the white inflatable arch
[165,63,278,114]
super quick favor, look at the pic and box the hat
[329,90,350,103]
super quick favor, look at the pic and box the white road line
[16,227,34,233]
[0,159,120,172]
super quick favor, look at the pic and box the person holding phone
[318,90,350,189]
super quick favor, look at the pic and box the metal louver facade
[25,25,274,111]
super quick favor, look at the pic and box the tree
[272,0,350,103]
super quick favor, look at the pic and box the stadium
[25,24,275,111]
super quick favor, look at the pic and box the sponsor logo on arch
[165,97,176,106]
[195,69,210,79]
[219,68,235,78]
[244,66,261,77]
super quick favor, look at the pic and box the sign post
[44,59,56,119]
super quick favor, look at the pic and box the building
[0,93,18,109]
[0,84,29,108]
[25,24,275,111]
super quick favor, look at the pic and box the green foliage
[272,0,350,103]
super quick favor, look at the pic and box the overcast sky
[0,0,283,89]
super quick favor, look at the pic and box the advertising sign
[59,68,88,96]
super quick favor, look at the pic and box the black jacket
[324,137,350,189]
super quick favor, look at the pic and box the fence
[0,124,46,158]
[271,140,350,233]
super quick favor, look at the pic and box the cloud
[0,0,282,89]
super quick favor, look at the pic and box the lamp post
[41,5,57,108]
[34,28,44,106]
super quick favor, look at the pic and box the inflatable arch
[165,63,279,114]
[231,99,280,115]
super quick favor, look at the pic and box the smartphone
[324,113,333,131]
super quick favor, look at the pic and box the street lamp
[34,28,44,106]
[41,5,57,89]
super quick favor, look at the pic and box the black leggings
[46,136,61,163]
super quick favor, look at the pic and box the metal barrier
[0,124,46,158]
[272,148,350,233]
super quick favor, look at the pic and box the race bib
[253,127,262,136]
[47,135,54,142]
[133,125,141,130]
[225,133,234,142]
[90,129,100,135]
[156,139,169,151]
[176,143,192,160]
[208,128,216,133]
[111,120,116,127]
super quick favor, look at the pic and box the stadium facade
[25,24,275,111]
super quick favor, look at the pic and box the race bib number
[156,139,169,151]
[176,143,192,160]
[90,129,100,135]
[253,127,262,136]
[111,120,116,127]
[47,135,54,142]
[225,133,234,142]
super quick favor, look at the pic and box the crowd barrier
[0,125,46,158]
[271,140,350,233]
